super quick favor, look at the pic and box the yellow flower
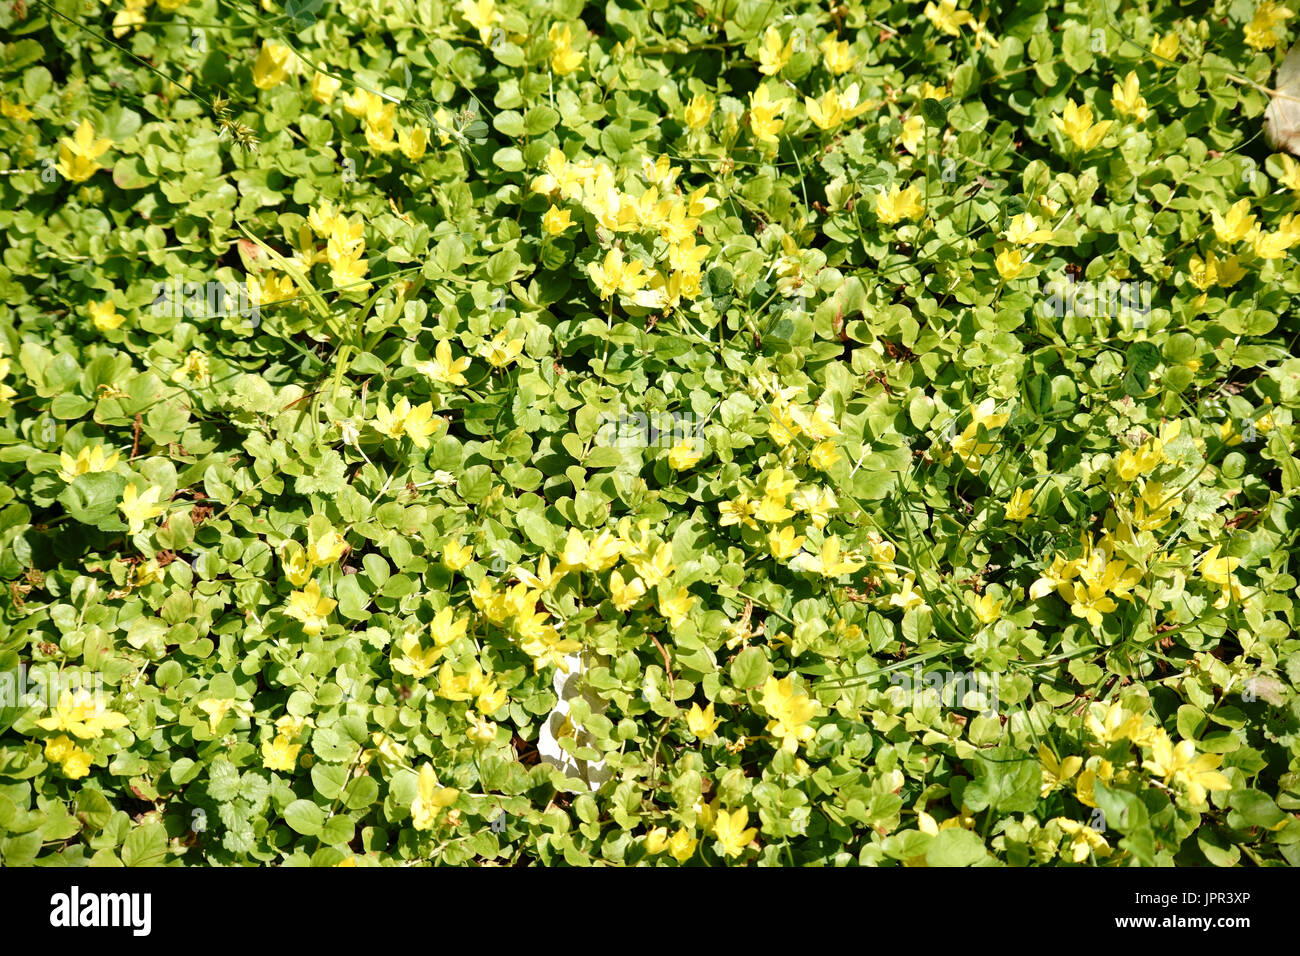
[285,579,337,635]
[808,440,840,471]
[807,85,873,131]
[686,702,720,738]
[478,684,508,719]
[1039,744,1083,797]
[749,86,787,143]
[275,713,314,738]
[1055,817,1111,862]
[1004,212,1054,245]
[1055,99,1112,150]
[630,542,675,587]
[328,248,370,293]
[889,573,929,611]
[373,397,441,447]
[949,398,1009,472]
[392,632,444,680]
[342,89,378,118]
[119,482,167,535]
[459,0,501,44]
[819,36,856,74]
[685,94,715,130]
[246,271,295,307]
[311,68,341,104]
[442,539,474,572]
[767,525,805,559]
[667,439,704,470]
[481,331,525,368]
[549,24,586,75]
[429,606,470,647]
[1151,32,1180,62]
[261,733,300,772]
[1211,199,1256,244]
[307,527,347,566]
[56,119,112,183]
[971,592,1002,625]
[1059,543,1142,627]
[196,697,235,733]
[417,339,472,386]
[645,827,670,854]
[755,487,796,526]
[542,205,573,236]
[875,183,924,224]
[668,828,698,862]
[252,40,293,90]
[1085,700,1152,745]
[719,493,758,529]
[58,444,120,483]
[1252,227,1296,260]
[111,0,149,37]
[1074,759,1114,809]
[1144,733,1233,806]
[45,735,93,779]
[364,113,399,153]
[88,299,124,331]
[761,675,817,753]
[133,559,164,588]
[898,114,925,154]
[790,535,865,577]
[995,248,1026,280]
[1111,71,1149,122]
[36,689,129,739]
[660,586,696,628]
[1188,250,1248,291]
[609,570,646,611]
[399,125,429,161]
[281,540,313,586]
[713,807,758,858]
[1276,154,1300,192]
[1245,0,1291,50]
[0,98,33,122]
[171,349,209,385]
[1005,487,1035,521]
[1113,426,1174,481]
[514,553,564,591]
[924,0,974,36]
[589,247,647,299]
[1198,544,1246,609]
[560,527,623,573]
[757,26,794,75]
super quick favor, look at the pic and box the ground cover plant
[2,0,1300,867]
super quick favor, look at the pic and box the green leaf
[121,823,168,866]
[963,744,1039,813]
[925,828,989,866]
[284,799,324,836]
[730,647,771,689]
[57,472,125,526]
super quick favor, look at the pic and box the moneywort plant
[1,0,1300,866]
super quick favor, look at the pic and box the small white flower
[336,418,361,447]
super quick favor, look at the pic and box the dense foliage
[2,0,1300,866]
